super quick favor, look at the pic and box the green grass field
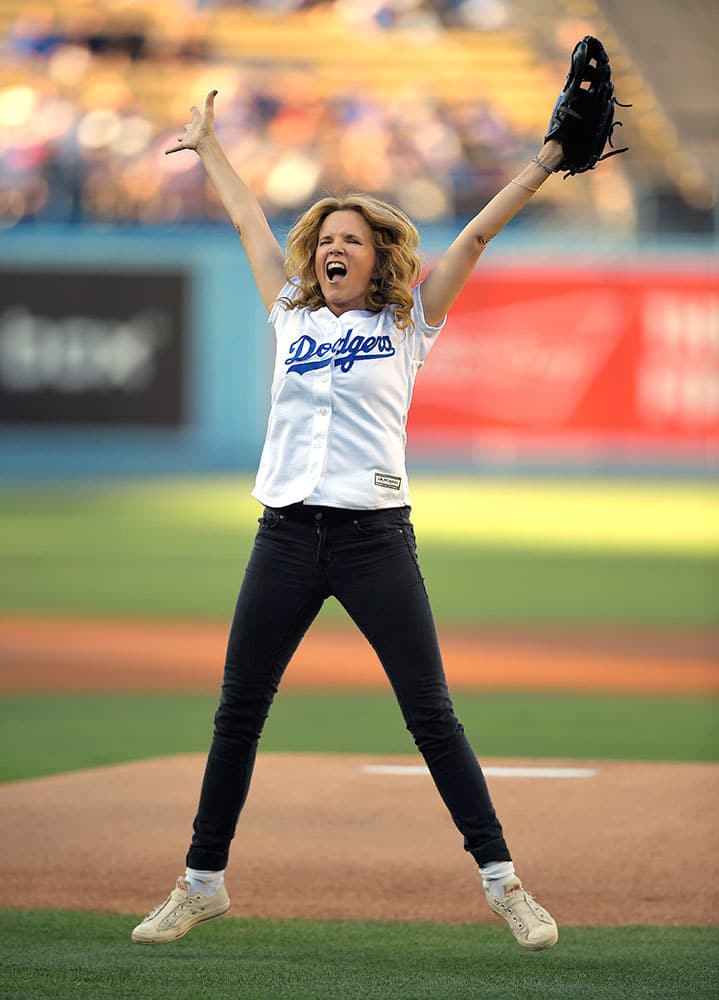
[1,691,717,783]
[1,477,716,999]
[1,476,717,624]
[1,912,717,1000]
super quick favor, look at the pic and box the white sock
[185,867,224,897]
[480,860,516,900]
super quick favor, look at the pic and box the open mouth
[326,261,347,282]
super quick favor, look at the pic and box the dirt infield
[2,753,717,926]
[1,617,717,927]
[1,617,717,693]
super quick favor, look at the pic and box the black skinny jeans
[187,503,510,872]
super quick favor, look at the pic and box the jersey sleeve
[410,281,446,363]
[268,280,300,331]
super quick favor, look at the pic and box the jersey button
[314,511,323,521]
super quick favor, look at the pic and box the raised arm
[419,140,563,327]
[167,91,287,310]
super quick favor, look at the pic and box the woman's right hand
[165,90,217,155]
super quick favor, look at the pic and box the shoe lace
[145,893,173,920]
[144,886,188,921]
[505,889,551,926]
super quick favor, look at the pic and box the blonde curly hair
[280,194,423,332]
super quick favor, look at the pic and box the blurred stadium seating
[0,0,715,233]
[594,0,718,222]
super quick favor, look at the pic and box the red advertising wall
[408,262,719,464]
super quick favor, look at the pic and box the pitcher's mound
[1,753,717,926]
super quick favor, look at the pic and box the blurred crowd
[0,0,587,229]
[203,1,512,30]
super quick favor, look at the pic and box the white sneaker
[132,876,230,944]
[485,878,558,950]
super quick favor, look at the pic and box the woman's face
[314,210,378,316]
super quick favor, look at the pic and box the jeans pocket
[352,513,404,539]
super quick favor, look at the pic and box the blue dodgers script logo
[285,329,396,374]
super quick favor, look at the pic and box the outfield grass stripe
[2,479,717,624]
[411,478,719,553]
[130,476,719,552]
[1,691,716,784]
[3,476,717,553]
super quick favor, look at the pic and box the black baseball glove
[545,35,630,177]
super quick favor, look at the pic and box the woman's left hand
[165,90,218,155]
